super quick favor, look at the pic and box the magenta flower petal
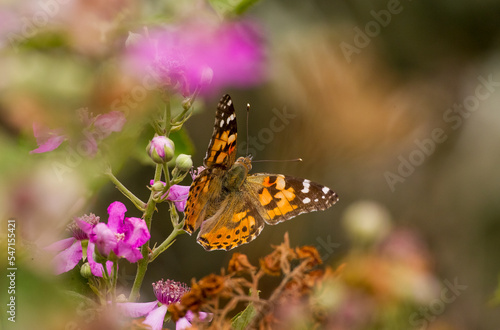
[107,201,127,232]
[45,237,76,252]
[75,217,95,236]
[118,301,158,318]
[92,223,117,257]
[167,185,190,212]
[87,243,114,277]
[143,304,168,330]
[94,111,126,138]
[114,241,143,263]
[30,123,67,154]
[123,217,150,247]
[149,181,190,212]
[52,240,83,275]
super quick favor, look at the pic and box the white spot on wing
[322,186,330,194]
[301,180,310,193]
[303,197,311,204]
[227,99,232,106]
[220,119,224,127]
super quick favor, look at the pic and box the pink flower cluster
[126,20,265,96]
[46,202,150,277]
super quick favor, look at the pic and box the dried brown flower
[179,283,205,313]
[168,302,187,322]
[228,252,255,273]
[198,274,226,298]
[295,245,322,267]
[259,233,298,276]
[259,252,282,276]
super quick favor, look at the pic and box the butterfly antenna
[246,103,250,156]
[252,158,303,163]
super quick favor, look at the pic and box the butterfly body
[184,95,338,251]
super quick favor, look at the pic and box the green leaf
[208,0,262,16]
[231,302,257,330]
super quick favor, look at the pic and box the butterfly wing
[184,94,238,235]
[194,173,338,251]
[184,169,219,234]
[246,174,339,225]
[196,195,265,251]
[203,94,238,168]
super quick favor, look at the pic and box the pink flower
[118,279,212,330]
[29,123,67,154]
[126,20,265,96]
[45,214,113,277]
[84,202,150,262]
[150,180,190,212]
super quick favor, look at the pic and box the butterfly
[183,94,339,251]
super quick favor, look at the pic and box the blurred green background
[1,0,500,329]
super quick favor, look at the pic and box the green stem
[150,224,184,262]
[161,163,171,194]
[111,261,118,303]
[106,170,146,212]
[164,95,172,136]
[172,86,200,124]
[128,164,162,301]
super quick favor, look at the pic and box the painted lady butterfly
[183,94,339,251]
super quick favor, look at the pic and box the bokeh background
[1,0,500,329]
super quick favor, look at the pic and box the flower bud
[151,181,165,191]
[182,98,192,110]
[80,262,92,278]
[147,136,175,164]
[175,154,193,171]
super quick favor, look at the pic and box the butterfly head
[235,156,252,171]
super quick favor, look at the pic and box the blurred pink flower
[126,20,265,96]
[30,123,67,154]
[45,214,113,277]
[77,108,127,157]
[30,109,126,156]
